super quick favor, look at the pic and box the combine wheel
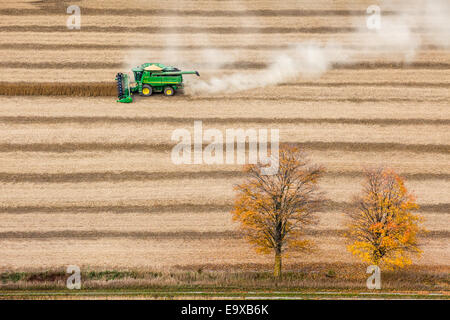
[164,86,175,96]
[141,84,153,96]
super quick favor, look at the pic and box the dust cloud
[123,0,450,94]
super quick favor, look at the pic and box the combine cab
[115,63,199,103]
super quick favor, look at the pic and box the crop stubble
[0,0,448,270]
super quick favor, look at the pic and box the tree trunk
[274,252,282,279]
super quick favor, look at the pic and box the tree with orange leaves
[232,145,325,278]
[345,168,424,269]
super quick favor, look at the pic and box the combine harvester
[115,63,200,103]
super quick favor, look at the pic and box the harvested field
[0,0,448,287]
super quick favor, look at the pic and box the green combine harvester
[115,63,200,103]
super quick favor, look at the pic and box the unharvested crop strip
[0,230,241,240]
[0,171,447,183]
[0,142,447,154]
[324,201,449,213]
[0,26,358,33]
[1,62,449,73]
[0,171,239,183]
[280,82,450,88]
[2,43,442,51]
[1,82,450,98]
[0,82,116,96]
[0,204,231,214]
[0,61,263,70]
[1,116,448,126]
[0,62,122,70]
[0,202,446,214]
[0,229,445,240]
[333,62,450,70]
[187,97,450,103]
[0,9,398,17]
[1,61,448,72]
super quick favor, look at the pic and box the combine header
[115,63,199,103]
